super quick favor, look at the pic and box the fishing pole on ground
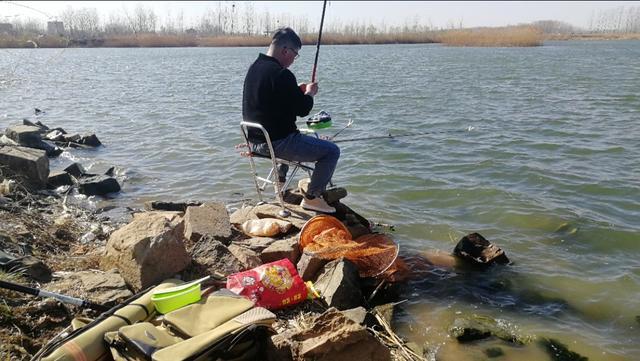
[0,279,109,312]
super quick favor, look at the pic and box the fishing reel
[306,110,332,129]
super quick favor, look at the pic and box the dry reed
[437,25,544,47]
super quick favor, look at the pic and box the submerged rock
[538,338,589,361]
[144,200,201,212]
[449,314,533,345]
[453,232,510,266]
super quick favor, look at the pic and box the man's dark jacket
[242,53,314,143]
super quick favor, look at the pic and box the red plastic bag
[226,258,308,310]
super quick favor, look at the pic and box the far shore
[2,29,639,49]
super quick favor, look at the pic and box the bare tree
[243,2,255,35]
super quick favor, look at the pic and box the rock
[183,202,232,243]
[260,236,301,265]
[267,330,295,361]
[49,269,132,306]
[538,338,588,361]
[291,308,391,361]
[234,237,277,253]
[78,175,121,196]
[5,125,42,147]
[332,203,371,230]
[323,187,348,204]
[341,306,368,325]
[297,251,327,281]
[63,162,88,178]
[47,170,74,189]
[485,347,505,358]
[191,239,244,276]
[453,233,510,266]
[0,134,17,146]
[62,133,81,143]
[0,146,49,188]
[227,244,262,270]
[0,250,52,282]
[78,133,101,147]
[104,166,115,177]
[314,259,362,310]
[101,211,190,290]
[449,314,533,345]
[144,200,201,212]
[37,140,63,157]
[229,206,259,225]
[253,203,315,229]
[44,129,66,142]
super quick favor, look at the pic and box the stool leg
[247,155,264,203]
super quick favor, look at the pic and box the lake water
[1,41,639,360]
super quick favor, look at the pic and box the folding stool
[240,121,317,217]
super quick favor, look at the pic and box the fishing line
[332,127,475,144]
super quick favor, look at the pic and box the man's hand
[299,82,318,96]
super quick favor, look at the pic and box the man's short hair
[271,27,302,49]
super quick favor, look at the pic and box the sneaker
[301,196,336,213]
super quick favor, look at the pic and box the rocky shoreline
[1,114,591,361]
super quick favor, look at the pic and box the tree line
[3,3,640,40]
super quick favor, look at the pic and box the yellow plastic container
[151,277,208,314]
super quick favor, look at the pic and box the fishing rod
[332,127,474,144]
[0,279,109,312]
[311,0,328,83]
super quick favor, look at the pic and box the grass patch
[437,25,543,47]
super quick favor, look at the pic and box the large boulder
[101,212,190,290]
[47,170,74,189]
[5,125,42,147]
[314,259,363,310]
[0,145,49,188]
[183,202,232,243]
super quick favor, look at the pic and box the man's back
[242,53,313,143]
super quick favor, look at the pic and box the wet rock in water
[636,315,640,325]
[453,233,510,267]
[0,250,52,282]
[36,140,63,157]
[183,202,232,243]
[191,239,244,276]
[78,175,121,196]
[297,251,328,281]
[484,347,505,358]
[538,338,588,361]
[449,314,533,345]
[314,259,363,310]
[260,236,301,264]
[144,200,202,213]
[5,125,42,147]
[324,187,348,204]
[48,269,132,306]
[290,307,391,361]
[101,211,189,291]
[63,162,89,178]
[44,129,66,142]
[78,133,101,147]
[332,202,371,230]
[47,170,74,189]
[227,244,262,270]
[0,146,49,188]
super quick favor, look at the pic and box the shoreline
[1,31,639,49]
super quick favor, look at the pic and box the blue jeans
[252,132,340,198]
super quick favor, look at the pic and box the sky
[1,1,639,29]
